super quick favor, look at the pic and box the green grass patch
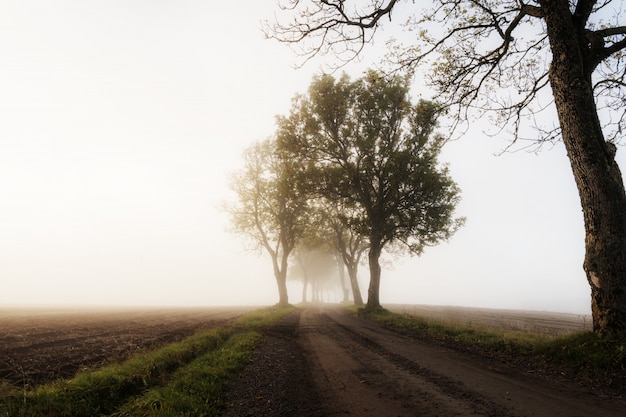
[0,305,295,417]
[111,331,262,417]
[357,307,626,382]
[538,331,626,375]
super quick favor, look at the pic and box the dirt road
[224,306,625,417]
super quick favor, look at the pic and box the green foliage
[279,71,464,256]
[0,306,294,417]
[277,71,464,307]
[226,138,312,304]
[227,139,306,255]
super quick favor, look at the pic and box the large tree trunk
[276,274,289,306]
[366,240,383,309]
[272,251,290,306]
[542,0,626,334]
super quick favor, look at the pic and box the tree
[268,1,626,334]
[291,246,339,302]
[227,138,308,306]
[310,200,368,306]
[278,72,464,309]
[288,218,338,303]
[328,214,367,306]
[293,196,367,305]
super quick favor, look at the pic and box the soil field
[0,306,255,387]
[388,304,591,336]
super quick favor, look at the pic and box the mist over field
[1,0,620,315]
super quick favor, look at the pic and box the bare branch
[268,0,626,146]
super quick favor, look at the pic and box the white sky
[0,1,620,313]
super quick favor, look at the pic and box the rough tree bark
[541,0,626,334]
[367,238,383,309]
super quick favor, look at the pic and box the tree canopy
[268,0,626,334]
[277,71,464,308]
[227,138,309,305]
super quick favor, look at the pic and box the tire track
[298,307,625,417]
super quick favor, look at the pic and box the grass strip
[110,331,262,417]
[0,305,295,417]
[357,307,626,383]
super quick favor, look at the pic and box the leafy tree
[325,207,368,306]
[291,196,367,305]
[278,72,464,309]
[268,0,626,334]
[308,201,368,305]
[227,138,308,306]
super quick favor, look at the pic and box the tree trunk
[276,273,289,306]
[542,0,626,334]
[346,263,364,306]
[272,251,290,306]
[366,240,383,309]
[336,257,349,303]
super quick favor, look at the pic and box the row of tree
[264,0,626,336]
[228,71,463,309]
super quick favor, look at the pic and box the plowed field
[0,306,254,387]
[388,304,591,336]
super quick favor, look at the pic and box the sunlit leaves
[280,71,464,257]
[228,138,308,260]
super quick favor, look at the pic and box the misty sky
[1,1,621,314]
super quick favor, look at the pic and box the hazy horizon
[1,1,617,315]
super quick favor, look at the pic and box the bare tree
[268,0,626,333]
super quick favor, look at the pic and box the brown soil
[221,310,325,417]
[223,306,625,417]
[0,306,253,387]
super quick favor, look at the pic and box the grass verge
[0,305,295,417]
[357,307,626,388]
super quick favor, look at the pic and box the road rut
[296,306,623,417]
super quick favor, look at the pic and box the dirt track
[225,307,625,417]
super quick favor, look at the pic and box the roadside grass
[0,305,295,417]
[111,331,261,417]
[356,307,626,384]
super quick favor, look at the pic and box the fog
[0,1,618,314]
